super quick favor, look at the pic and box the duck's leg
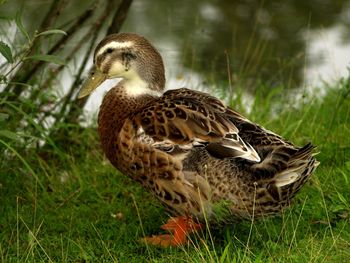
[141,216,202,247]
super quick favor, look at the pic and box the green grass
[1,80,349,262]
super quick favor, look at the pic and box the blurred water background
[1,0,350,116]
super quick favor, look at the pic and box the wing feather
[134,88,260,162]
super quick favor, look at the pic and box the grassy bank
[1,80,349,262]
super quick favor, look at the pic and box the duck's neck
[98,82,160,158]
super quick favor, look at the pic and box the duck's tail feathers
[274,143,319,199]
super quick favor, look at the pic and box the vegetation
[1,1,349,262]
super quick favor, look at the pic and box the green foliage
[0,41,13,63]
[35,29,67,37]
[24,54,66,65]
[15,10,30,42]
[0,22,67,86]
[1,78,349,262]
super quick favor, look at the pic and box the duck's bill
[77,70,107,99]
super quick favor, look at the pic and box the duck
[78,33,319,247]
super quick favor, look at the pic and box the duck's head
[78,33,165,98]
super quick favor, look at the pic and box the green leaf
[8,81,32,88]
[0,113,9,121]
[0,74,7,84]
[0,130,19,141]
[0,41,13,63]
[36,29,67,37]
[15,11,30,41]
[25,54,66,65]
[337,192,349,207]
[346,161,350,171]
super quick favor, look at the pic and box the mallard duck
[78,33,319,247]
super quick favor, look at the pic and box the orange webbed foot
[141,216,202,247]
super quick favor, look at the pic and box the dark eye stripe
[106,48,114,53]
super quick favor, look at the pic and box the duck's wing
[133,88,260,162]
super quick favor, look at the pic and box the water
[121,0,350,88]
[85,0,350,115]
[1,0,350,114]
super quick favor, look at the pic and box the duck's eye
[106,48,114,54]
[123,52,137,60]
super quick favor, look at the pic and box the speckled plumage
[80,33,319,224]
